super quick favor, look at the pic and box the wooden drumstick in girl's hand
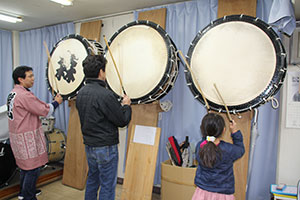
[213,83,232,122]
[103,35,127,96]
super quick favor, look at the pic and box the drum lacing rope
[281,52,287,58]
[266,96,279,109]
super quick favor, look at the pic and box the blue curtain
[246,1,295,200]
[0,30,13,105]
[134,0,295,199]
[19,22,75,133]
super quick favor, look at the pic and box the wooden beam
[218,0,256,18]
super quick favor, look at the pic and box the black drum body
[185,15,287,113]
[46,34,104,100]
[105,20,179,104]
[0,143,16,188]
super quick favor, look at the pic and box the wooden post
[218,0,256,18]
[217,1,256,199]
[217,111,253,200]
[62,20,102,189]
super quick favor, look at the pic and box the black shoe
[18,189,42,200]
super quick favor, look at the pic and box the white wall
[75,12,134,178]
[277,64,300,186]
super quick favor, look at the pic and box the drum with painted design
[45,128,66,163]
[46,34,104,100]
[105,20,179,104]
[185,15,287,113]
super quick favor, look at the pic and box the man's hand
[54,93,63,104]
[122,95,131,106]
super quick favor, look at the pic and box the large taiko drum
[105,20,179,104]
[46,34,104,100]
[185,15,287,113]
[0,143,16,188]
[0,105,9,142]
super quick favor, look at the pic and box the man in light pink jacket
[7,66,63,200]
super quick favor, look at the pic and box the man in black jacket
[76,54,131,200]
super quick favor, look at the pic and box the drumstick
[178,50,210,111]
[103,35,126,95]
[213,83,233,122]
[43,41,59,95]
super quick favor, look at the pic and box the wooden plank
[217,2,256,199]
[125,7,167,157]
[62,100,88,190]
[217,111,253,200]
[126,103,162,158]
[62,20,102,190]
[80,20,102,41]
[138,8,167,29]
[121,125,161,200]
[218,0,256,18]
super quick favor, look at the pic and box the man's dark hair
[82,54,107,78]
[12,66,33,84]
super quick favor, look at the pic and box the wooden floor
[6,179,161,200]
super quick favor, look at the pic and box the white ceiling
[0,0,298,32]
[0,0,189,31]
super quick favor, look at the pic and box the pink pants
[192,187,235,200]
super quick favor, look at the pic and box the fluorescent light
[0,13,22,23]
[50,0,73,6]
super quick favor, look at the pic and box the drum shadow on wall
[184,15,287,113]
[105,20,179,104]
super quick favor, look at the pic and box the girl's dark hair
[12,66,33,84]
[199,113,225,168]
[82,54,107,78]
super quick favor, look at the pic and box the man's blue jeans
[84,144,118,200]
[19,167,40,200]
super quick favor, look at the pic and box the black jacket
[76,79,132,147]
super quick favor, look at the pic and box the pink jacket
[7,85,50,170]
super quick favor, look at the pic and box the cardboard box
[161,160,197,200]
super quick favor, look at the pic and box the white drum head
[191,21,276,106]
[106,24,168,99]
[186,15,286,112]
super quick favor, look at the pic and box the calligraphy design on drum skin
[47,34,103,100]
[7,92,16,121]
[55,51,78,83]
